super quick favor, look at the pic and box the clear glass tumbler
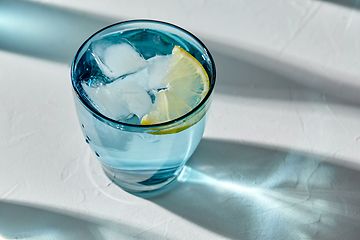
[71,20,216,197]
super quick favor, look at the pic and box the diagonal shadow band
[320,0,360,9]
[0,200,163,239]
[0,0,115,64]
[204,39,360,106]
[1,1,360,106]
[152,138,360,240]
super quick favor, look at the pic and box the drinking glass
[71,20,216,197]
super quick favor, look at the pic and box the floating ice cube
[122,67,149,91]
[82,69,152,121]
[82,80,130,121]
[90,38,147,80]
[147,55,171,89]
[116,80,152,119]
[82,45,176,123]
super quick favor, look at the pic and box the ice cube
[90,38,147,80]
[81,44,175,123]
[82,69,152,121]
[122,67,149,91]
[82,79,130,121]
[115,80,152,119]
[147,55,171,89]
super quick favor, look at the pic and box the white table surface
[1,0,360,239]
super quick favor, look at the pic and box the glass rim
[71,19,216,129]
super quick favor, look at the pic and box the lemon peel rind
[144,99,209,135]
[143,92,213,135]
[140,45,210,133]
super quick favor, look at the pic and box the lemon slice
[141,46,209,127]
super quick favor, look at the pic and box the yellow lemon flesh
[141,46,209,128]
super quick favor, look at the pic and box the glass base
[101,164,184,198]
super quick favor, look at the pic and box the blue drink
[71,20,215,197]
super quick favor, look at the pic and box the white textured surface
[1,0,360,239]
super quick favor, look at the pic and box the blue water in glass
[72,21,215,197]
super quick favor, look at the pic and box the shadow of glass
[152,138,360,239]
[0,200,162,239]
[0,0,115,64]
